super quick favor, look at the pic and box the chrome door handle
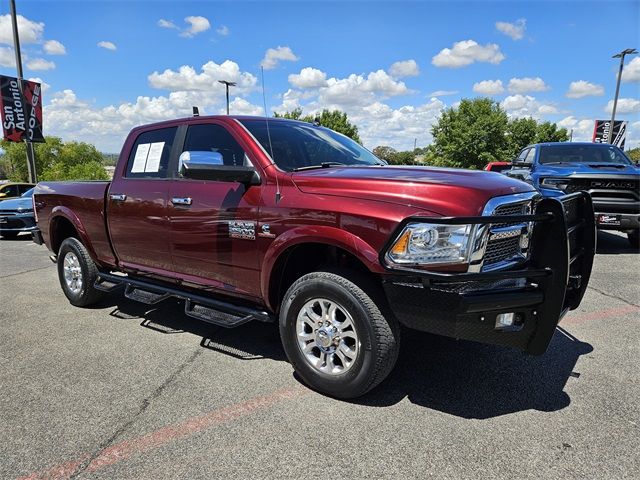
[171,197,192,206]
[110,194,127,202]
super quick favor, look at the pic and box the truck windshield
[539,144,632,165]
[239,119,383,171]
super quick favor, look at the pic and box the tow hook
[568,274,582,289]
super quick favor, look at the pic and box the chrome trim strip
[468,191,539,273]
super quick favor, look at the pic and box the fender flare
[260,225,384,310]
[49,206,99,262]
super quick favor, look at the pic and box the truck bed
[34,181,117,267]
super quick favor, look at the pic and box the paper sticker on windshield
[131,143,151,173]
[145,142,165,172]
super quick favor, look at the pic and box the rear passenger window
[183,124,248,167]
[125,127,177,179]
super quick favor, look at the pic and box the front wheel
[628,230,639,249]
[57,237,104,307]
[279,270,400,399]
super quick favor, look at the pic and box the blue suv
[506,142,640,248]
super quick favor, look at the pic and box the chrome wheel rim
[63,252,83,295]
[295,298,360,375]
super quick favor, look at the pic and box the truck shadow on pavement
[596,231,638,254]
[355,326,593,419]
[101,296,592,420]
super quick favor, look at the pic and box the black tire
[0,231,19,239]
[57,237,104,307]
[279,269,400,399]
[628,230,640,249]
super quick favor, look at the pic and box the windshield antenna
[261,66,281,203]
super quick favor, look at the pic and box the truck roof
[128,115,308,133]
[531,142,609,148]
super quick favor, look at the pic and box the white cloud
[0,45,14,67]
[158,19,178,29]
[261,46,299,70]
[217,25,230,36]
[27,77,50,94]
[0,14,44,45]
[428,90,459,97]
[501,94,557,118]
[180,16,211,37]
[473,79,504,95]
[566,80,604,98]
[43,39,66,55]
[508,77,549,93]
[26,58,55,71]
[221,97,263,116]
[495,19,526,40]
[288,67,328,89]
[557,116,597,142]
[148,60,257,93]
[432,40,505,68]
[97,41,116,51]
[605,98,640,114]
[621,57,640,83]
[388,59,420,78]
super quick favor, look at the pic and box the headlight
[540,178,569,191]
[385,223,474,267]
[17,207,33,213]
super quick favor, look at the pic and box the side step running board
[95,272,274,328]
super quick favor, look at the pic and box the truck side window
[524,148,536,164]
[125,127,177,179]
[517,148,529,162]
[183,124,249,168]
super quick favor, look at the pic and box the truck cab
[506,142,640,247]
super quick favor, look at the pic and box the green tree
[372,146,398,162]
[431,98,509,169]
[626,147,640,162]
[535,121,569,143]
[505,117,538,159]
[274,108,362,143]
[0,137,107,181]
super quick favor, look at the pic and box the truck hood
[292,165,535,216]
[535,162,640,177]
[0,196,32,211]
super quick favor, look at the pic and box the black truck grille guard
[380,192,596,355]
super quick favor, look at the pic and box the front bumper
[0,213,37,233]
[382,193,596,355]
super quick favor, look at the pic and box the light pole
[218,80,236,115]
[608,48,637,144]
[9,0,37,183]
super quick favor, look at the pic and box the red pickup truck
[33,115,596,398]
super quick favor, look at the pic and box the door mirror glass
[180,151,259,184]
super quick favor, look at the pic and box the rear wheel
[279,269,400,399]
[628,230,640,249]
[57,237,104,307]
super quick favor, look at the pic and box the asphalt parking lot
[1,232,639,479]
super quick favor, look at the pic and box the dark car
[0,187,38,239]
[0,182,35,201]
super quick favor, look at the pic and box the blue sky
[1,0,638,152]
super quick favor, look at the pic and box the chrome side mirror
[179,151,224,176]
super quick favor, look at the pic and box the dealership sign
[0,74,44,143]
[592,120,627,149]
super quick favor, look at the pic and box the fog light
[495,312,515,329]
